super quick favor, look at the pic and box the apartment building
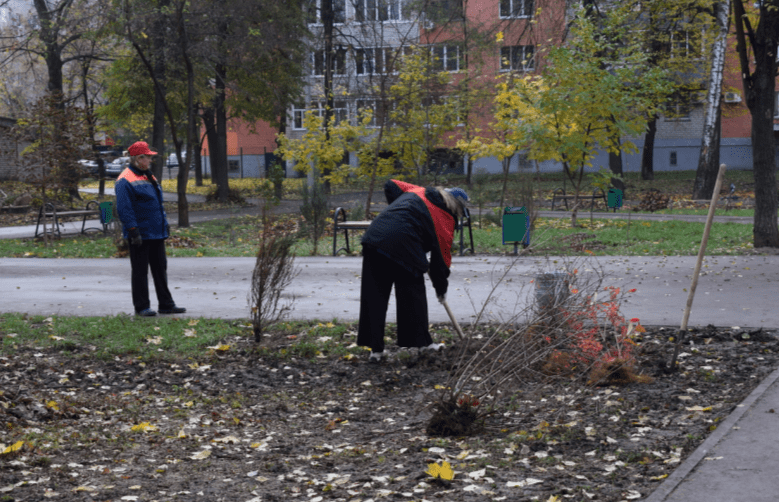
[218,0,764,177]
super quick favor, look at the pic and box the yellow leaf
[2,441,24,455]
[426,460,454,481]
[651,474,669,480]
[146,336,163,345]
[207,344,230,351]
[188,319,199,326]
[177,430,186,439]
[496,31,504,42]
[47,400,59,411]
[131,422,158,432]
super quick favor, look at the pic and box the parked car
[78,159,99,177]
[105,157,130,178]
[166,152,187,169]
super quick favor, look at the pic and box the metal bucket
[535,272,569,309]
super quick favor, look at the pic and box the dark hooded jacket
[361,179,456,296]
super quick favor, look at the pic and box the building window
[670,151,677,166]
[431,45,461,72]
[355,0,410,22]
[292,101,348,130]
[500,45,534,72]
[664,94,694,121]
[500,0,533,18]
[357,99,394,128]
[775,91,779,118]
[307,0,346,24]
[355,47,396,75]
[312,48,347,76]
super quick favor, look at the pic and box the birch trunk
[692,0,729,200]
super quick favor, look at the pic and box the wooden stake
[671,163,726,368]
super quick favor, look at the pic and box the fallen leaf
[131,422,158,432]
[213,436,239,444]
[190,450,211,460]
[426,460,454,481]
[1,441,23,455]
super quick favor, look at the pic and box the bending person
[357,179,468,362]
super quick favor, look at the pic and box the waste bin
[535,272,569,310]
[607,188,623,209]
[99,201,114,225]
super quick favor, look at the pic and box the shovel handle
[441,298,465,341]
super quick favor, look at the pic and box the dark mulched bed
[1,325,777,501]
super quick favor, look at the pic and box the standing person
[116,141,186,317]
[358,179,469,361]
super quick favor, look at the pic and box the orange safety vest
[391,179,455,268]
[117,168,157,184]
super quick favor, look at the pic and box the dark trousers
[129,239,175,312]
[357,249,433,352]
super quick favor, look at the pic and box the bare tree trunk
[214,62,229,202]
[733,0,779,248]
[608,127,625,191]
[640,116,657,181]
[151,5,167,182]
[693,0,729,200]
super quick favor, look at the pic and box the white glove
[437,294,446,303]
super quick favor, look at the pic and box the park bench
[332,206,475,257]
[551,187,608,212]
[35,201,110,238]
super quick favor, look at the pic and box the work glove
[437,294,446,304]
[128,227,142,247]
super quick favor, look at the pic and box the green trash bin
[607,188,623,209]
[99,201,114,225]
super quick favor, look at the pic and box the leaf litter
[0,324,777,501]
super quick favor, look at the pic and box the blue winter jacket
[116,165,169,240]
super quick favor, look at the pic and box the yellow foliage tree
[276,109,371,185]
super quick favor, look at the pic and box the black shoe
[137,308,157,317]
[159,306,186,314]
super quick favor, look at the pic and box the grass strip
[0,215,755,258]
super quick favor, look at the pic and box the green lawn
[0,213,755,258]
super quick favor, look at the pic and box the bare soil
[2,325,778,501]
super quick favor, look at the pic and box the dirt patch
[1,325,777,501]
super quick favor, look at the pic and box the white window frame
[499,45,535,72]
[307,0,346,24]
[500,0,533,19]
[292,101,348,130]
[354,0,410,23]
[355,47,396,75]
[663,95,694,122]
[430,45,461,72]
[311,49,347,77]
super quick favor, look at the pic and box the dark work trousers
[357,248,433,352]
[128,239,175,312]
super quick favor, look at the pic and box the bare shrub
[299,180,329,255]
[427,257,650,436]
[249,233,298,343]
